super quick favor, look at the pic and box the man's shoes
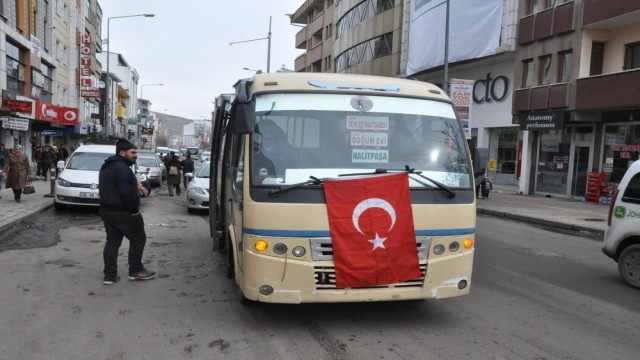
[103,275,121,285]
[128,268,156,281]
[15,198,20,203]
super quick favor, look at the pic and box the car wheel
[617,244,640,289]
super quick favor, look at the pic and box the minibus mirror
[231,102,253,134]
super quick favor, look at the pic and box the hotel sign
[80,35,99,98]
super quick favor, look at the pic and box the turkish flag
[324,173,420,288]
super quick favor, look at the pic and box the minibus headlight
[433,244,445,255]
[463,239,474,249]
[292,246,306,257]
[255,240,268,252]
[273,243,287,254]
[449,241,460,252]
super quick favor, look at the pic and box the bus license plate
[79,192,98,198]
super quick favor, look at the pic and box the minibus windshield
[250,93,472,189]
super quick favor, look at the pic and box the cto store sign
[472,73,510,104]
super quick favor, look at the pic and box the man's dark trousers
[99,209,147,277]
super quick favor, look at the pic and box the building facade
[291,0,336,72]
[513,0,640,198]
[0,0,103,155]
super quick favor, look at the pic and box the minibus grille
[313,263,427,289]
[310,237,430,261]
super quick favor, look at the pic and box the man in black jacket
[181,154,195,190]
[99,139,155,285]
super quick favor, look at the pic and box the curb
[0,201,55,234]
[477,208,605,237]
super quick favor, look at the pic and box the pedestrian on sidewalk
[34,146,44,180]
[0,143,7,199]
[181,154,195,190]
[3,144,31,203]
[98,139,155,285]
[42,146,56,181]
[165,151,182,196]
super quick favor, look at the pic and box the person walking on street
[42,146,56,181]
[0,144,8,199]
[99,139,155,285]
[181,154,195,190]
[34,146,44,180]
[165,151,182,196]
[3,144,31,203]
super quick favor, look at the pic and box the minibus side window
[622,173,640,205]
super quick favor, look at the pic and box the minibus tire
[617,244,640,289]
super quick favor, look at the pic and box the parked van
[603,160,640,289]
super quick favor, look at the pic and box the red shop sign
[2,98,33,113]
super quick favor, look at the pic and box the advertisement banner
[1,117,30,131]
[450,78,474,139]
[406,0,503,76]
[35,100,79,125]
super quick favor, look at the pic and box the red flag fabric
[324,173,420,288]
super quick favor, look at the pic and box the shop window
[538,55,552,85]
[624,41,640,70]
[557,50,572,82]
[603,124,640,183]
[521,59,533,87]
[590,42,605,76]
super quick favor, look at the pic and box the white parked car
[199,150,211,162]
[137,155,166,186]
[603,160,640,289]
[186,161,210,213]
[54,144,115,210]
[54,144,148,210]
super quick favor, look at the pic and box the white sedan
[186,161,210,213]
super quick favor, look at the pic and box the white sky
[99,0,305,120]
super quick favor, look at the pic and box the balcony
[583,0,640,27]
[575,69,640,110]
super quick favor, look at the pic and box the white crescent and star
[351,198,396,251]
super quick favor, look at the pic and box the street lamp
[242,67,262,73]
[230,16,271,73]
[104,13,154,137]
[140,83,164,99]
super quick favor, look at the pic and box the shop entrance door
[568,126,594,198]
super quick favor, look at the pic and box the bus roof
[238,73,450,101]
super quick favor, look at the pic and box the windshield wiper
[268,176,323,197]
[339,166,456,198]
[404,166,456,198]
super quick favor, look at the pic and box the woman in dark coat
[3,144,31,202]
[164,151,182,196]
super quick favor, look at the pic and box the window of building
[538,55,552,85]
[6,41,26,96]
[624,41,640,70]
[590,42,605,75]
[521,58,533,87]
[335,33,392,73]
[603,124,640,183]
[525,0,538,15]
[557,50,572,82]
[326,0,334,8]
[40,63,53,103]
[336,0,394,38]
[325,23,333,39]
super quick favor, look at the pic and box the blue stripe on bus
[243,228,475,237]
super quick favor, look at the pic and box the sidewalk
[477,185,609,236]
[0,180,610,237]
[0,178,56,233]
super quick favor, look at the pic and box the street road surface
[0,195,638,359]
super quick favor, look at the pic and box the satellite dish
[98,81,106,88]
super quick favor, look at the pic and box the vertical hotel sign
[450,78,474,139]
[80,35,100,98]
